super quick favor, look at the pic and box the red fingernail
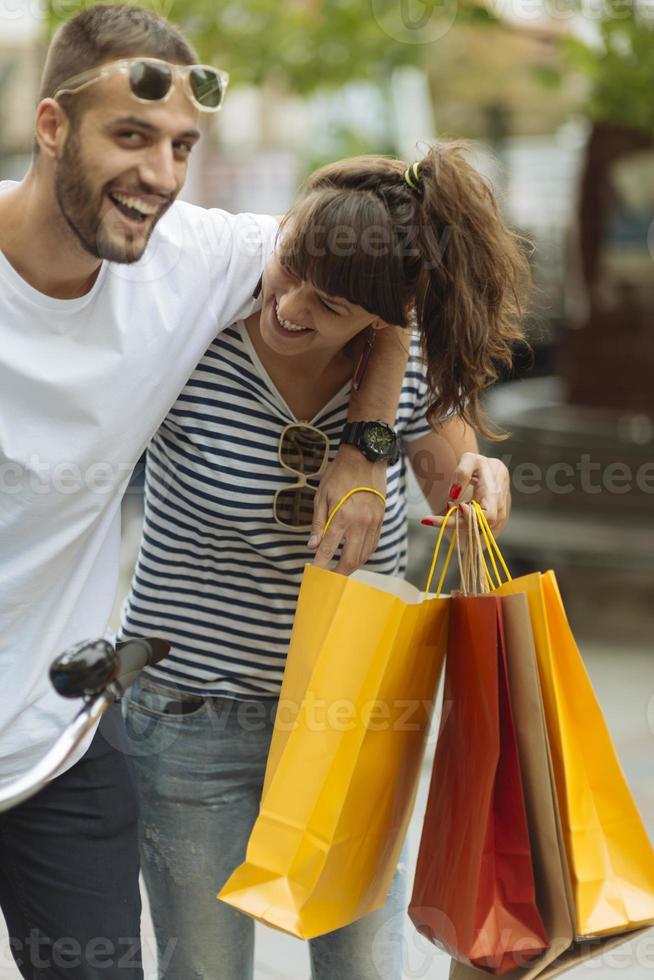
[448,483,462,501]
[420,518,435,527]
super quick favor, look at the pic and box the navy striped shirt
[119,321,434,697]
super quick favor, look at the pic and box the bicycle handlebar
[0,636,170,813]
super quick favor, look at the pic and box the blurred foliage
[564,2,654,133]
[0,60,17,156]
[301,122,396,177]
[45,0,496,94]
[43,0,654,138]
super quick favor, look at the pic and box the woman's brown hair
[278,141,533,440]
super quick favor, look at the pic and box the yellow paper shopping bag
[219,563,449,939]
[468,503,654,942]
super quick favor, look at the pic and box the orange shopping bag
[410,508,548,974]
[409,592,548,974]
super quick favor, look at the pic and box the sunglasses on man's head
[273,423,330,531]
[54,58,229,113]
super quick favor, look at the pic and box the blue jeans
[123,675,407,980]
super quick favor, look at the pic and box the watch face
[364,422,396,456]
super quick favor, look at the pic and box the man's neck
[0,169,102,299]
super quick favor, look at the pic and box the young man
[0,6,410,977]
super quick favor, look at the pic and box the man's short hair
[39,3,198,114]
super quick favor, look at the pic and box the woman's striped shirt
[119,320,434,698]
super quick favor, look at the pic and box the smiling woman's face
[259,252,381,359]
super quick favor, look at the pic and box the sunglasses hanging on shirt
[273,423,330,530]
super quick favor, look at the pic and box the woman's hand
[423,452,511,537]
[309,446,387,575]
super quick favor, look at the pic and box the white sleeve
[188,206,279,335]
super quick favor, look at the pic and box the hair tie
[403,161,422,195]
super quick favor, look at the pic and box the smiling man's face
[53,66,201,263]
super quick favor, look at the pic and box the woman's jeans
[123,675,407,980]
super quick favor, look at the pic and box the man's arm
[310,326,410,574]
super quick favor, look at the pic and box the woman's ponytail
[412,141,533,439]
[280,142,533,440]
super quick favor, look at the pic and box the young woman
[120,141,529,979]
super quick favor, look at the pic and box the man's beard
[54,131,158,265]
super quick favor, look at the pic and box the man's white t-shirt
[0,181,278,788]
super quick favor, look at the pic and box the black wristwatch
[340,420,400,465]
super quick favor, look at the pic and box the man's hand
[309,446,387,575]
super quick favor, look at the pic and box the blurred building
[424,20,585,139]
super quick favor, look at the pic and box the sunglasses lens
[280,427,328,476]
[189,67,225,108]
[129,61,172,101]
[275,487,316,529]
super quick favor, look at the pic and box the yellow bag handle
[422,501,512,597]
[467,505,501,591]
[470,500,512,585]
[423,505,459,597]
[322,487,387,538]
[322,491,512,597]
[323,488,457,597]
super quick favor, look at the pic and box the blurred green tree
[44,0,496,94]
[564,1,654,134]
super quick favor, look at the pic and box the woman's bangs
[278,192,405,323]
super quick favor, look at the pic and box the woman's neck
[243,312,362,421]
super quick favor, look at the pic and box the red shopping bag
[409,593,548,975]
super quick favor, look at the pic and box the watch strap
[340,420,400,464]
[341,421,366,447]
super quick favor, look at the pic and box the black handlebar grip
[114,637,171,691]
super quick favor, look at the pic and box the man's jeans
[124,675,407,980]
[0,705,143,979]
